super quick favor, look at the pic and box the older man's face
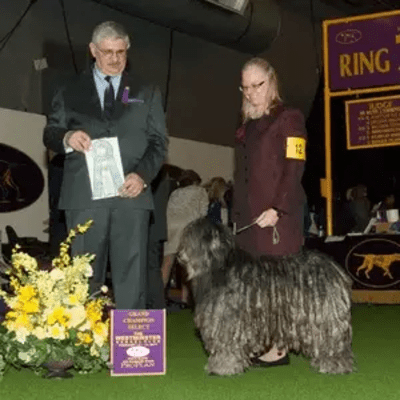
[89,37,127,76]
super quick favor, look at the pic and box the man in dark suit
[43,21,168,309]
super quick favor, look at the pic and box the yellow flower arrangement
[0,220,112,378]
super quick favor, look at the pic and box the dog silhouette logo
[353,253,400,280]
[346,239,400,289]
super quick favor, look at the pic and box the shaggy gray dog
[177,218,353,376]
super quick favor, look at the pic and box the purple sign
[326,11,400,90]
[345,94,400,149]
[110,309,166,376]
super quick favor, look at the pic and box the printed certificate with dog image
[85,137,125,200]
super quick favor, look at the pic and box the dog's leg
[310,349,353,374]
[309,328,353,374]
[206,351,249,376]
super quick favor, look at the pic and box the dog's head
[177,217,234,280]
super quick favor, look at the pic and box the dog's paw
[311,356,354,374]
[205,354,246,376]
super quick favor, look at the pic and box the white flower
[33,327,47,340]
[73,283,89,303]
[18,348,37,364]
[47,324,67,340]
[77,320,91,332]
[90,346,100,357]
[68,305,86,328]
[93,333,107,348]
[15,328,30,344]
[100,286,108,294]
[18,351,32,363]
[50,268,65,281]
[84,264,93,278]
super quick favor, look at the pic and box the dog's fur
[177,218,353,376]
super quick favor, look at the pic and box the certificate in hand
[85,137,125,200]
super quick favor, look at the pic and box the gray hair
[242,57,282,107]
[91,21,130,49]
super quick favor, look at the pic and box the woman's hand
[255,208,279,228]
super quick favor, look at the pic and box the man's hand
[66,130,92,152]
[255,208,279,228]
[118,173,147,198]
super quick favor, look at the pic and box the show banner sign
[110,309,166,376]
[345,94,400,149]
[326,11,400,91]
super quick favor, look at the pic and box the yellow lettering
[339,54,352,77]
[375,48,390,73]
[353,51,359,75]
[368,101,393,110]
[338,48,391,77]
[359,51,374,74]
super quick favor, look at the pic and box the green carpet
[1,304,400,400]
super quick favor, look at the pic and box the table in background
[305,234,400,303]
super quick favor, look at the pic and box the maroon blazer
[233,104,307,256]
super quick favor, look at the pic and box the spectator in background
[146,166,170,310]
[347,184,371,232]
[204,177,228,225]
[161,169,208,307]
[163,164,184,196]
[377,193,395,212]
[147,164,189,309]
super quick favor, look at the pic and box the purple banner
[110,309,166,376]
[346,94,400,149]
[327,12,400,90]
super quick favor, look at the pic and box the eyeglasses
[239,80,265,93]
[95,45,127,59]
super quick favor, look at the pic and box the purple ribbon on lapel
[122,87,144,104]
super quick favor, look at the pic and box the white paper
[85,137,125,200]
[324,235,346,243]
[363,217,377,234]
[386,209,399,223]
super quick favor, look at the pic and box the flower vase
[43,359,74,379]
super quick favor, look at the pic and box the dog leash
[233,220,257,234]
[233,222,280,245]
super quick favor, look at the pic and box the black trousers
[66,207,150,309]
[146,239,166,309]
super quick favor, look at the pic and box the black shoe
[250,353,290,368]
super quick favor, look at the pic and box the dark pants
[66,207,150,309]
[49,208,67,256]
[146,239,166,309]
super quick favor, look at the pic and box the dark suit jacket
[43,70,168,210]
[233,104,307,256]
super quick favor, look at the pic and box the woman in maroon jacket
[233,57,307,367]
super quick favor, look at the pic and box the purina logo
[335,29,362,45]
[345,239,400,289]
